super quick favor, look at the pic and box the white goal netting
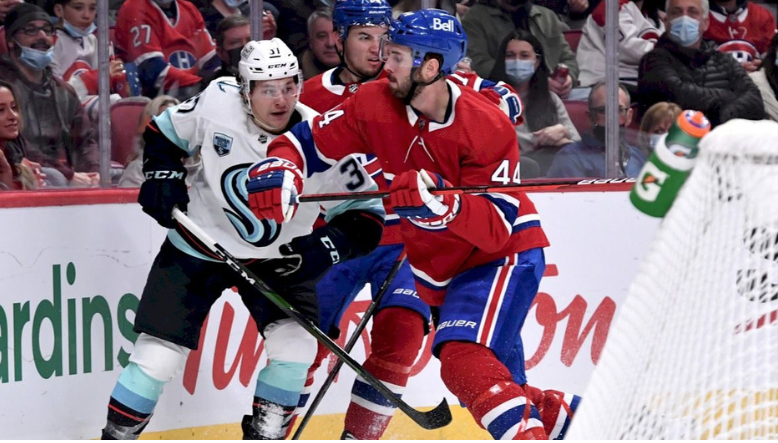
[566,119,778,439]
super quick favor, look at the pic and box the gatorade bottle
[630,110,711,217]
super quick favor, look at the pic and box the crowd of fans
[0,0,775,190]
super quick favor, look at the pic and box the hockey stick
[294,178,636,203]
[171,209,451,430]
[292,250,408,440]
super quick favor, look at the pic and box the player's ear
[421,57,440,82]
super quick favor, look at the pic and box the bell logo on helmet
[431,17,454,32]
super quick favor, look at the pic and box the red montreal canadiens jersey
[116,0,215,88]
[704,3,777,55]
[268,80,548,306]
[301,67,389,114]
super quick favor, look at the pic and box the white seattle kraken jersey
[153,76,384,260]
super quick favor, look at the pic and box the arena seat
[563,29,583,53]
[110,97,150,165]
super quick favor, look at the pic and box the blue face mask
[669,15,700,47]
[505,59,536,84]
[223,0,247,8]
[16,41,54,70]
[63,20,97,38]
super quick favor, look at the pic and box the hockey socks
[524,385,582,440]
[439,341,547,440]
[102,362,164,440]
[343,307,426,440]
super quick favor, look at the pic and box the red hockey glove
[591,0,629,26]
[390,169,460,227]
[247,157,304,223]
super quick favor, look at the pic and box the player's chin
[388,83,409,99]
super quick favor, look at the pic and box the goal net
[566,119,778,439]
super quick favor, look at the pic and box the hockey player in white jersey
[99,38,385,440]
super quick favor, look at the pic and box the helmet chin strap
[403,66,443,106]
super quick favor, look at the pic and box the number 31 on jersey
[491,159,520,184]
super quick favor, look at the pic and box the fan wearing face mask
[637,101,681,156]
[48,0,128,124]
[637,0,765,126]
[490,29,580,176]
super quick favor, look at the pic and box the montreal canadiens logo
[168,50,198,70]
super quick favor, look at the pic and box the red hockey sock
[524,384,580,440]
[439,341,547,440]
[343,307,425,440]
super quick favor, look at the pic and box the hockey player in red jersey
[248,9,580,440]
[704,0,777,72]
[115,0,219,99]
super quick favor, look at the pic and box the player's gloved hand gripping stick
[170,208,452,430]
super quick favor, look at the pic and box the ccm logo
[145,170,184,180]
[436,319,477,331]
[268,63,287,69]
[431,17,454,32]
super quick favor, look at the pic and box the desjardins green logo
[0,262,139,383]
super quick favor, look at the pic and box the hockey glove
[390,169,460,227]
[270,225,348,282]
[481,85,523,126]
[137,124,189,229]
[247,157,304,223]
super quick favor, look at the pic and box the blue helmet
[332,0,392,40]
[388,9,467,76]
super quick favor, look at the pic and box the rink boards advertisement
[0,188,659,439]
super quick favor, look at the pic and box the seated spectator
[704,0,776,72]
[636,101,681,155]
[275,0,331,55]
[200,15,250,86]
[198,0,277,38]
[547,81,647,178]
[534,0,597,29]
[637,0,765,126]
[392,0,459,18]
[299,8,339,80]
[116,0,220,100]
[118,95,181,187]
[49,0,128,124]
[749,34,778,121]
[462,0,579,99]
[577,0,661,95]
[0,4,99,187]
[490,29,581,175]
[0,80,51,190]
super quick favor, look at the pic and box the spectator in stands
[490,29,580,175]
[49,0,129,124]
[462,0,579,99]
[275,0,331,55]
[637,0,765,126]
[299,8,340,80]
[116,0,220,101]
[0,3,99,187]
[636,101,681,155]
[641,0,667,29]
[391,0,459,18]
[200,15,250,86]
[534,0,597,29]
[577,0,661,96]
[198,0,277,38]
[0,80,49,190]
[547,81,646,178]
[749,33,778,121]
[118,95,182,187]
[704,0,776,72]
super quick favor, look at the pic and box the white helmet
[238,38,302,114]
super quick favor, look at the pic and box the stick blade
[408,398,452,430]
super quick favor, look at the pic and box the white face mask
[648,133,666,150]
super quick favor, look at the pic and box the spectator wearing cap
[638,0,764,126]
[0,3,99,187]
